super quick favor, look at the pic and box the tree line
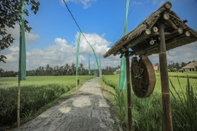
[1,60,195,77]
[0,63,118,77]
[155,60,196,72]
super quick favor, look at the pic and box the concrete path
[14,77,116,131]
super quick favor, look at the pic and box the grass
[156,71,197,79]
[170,77,197,131]
[101,72,197,131]
[0,75,94,129]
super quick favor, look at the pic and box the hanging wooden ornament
[131,54,156,98]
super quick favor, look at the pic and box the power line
[63,0,101,74]
[62,0,95,51]
[112,0,139,42]
[63,0,83,34]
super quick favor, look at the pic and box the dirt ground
[14,77,120,131]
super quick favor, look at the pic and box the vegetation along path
[14,77,116,131]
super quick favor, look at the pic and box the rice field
[0,75,94,128]
[102,72,197,131]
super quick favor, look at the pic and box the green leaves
[0,0,40,63]
[170,76,197,131]
[103,74,197,131]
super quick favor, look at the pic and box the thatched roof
[104,1,197,58]
[182,62,197,69]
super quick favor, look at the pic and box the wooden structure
[103,1,197,131]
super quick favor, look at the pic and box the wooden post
[126,51,132,131]
[158,23,173,131]
[17,80,21,127]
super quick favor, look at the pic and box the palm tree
[0,68,4,77]
[64,64,70,75]
[45,64,50,75]
[60,66,64,75]
[79,63,84,75]
[54,66,59,76]
[71,63,75,75]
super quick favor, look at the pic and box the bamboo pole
[158,23,173,131]
[126,52,132,131]
[17,80,21,127]
[76,75,78,89]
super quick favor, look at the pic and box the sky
[1,0,197,71]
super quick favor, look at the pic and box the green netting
[18,0,26,81]
[93,62,98,76]
[76,32,100,77]
[88,54,91,74]
[76,32,82,76]
[118,0,130,90]
[89,44,100,76]
[118,56,127,90]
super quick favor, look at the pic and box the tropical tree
[71,63,75,75]
[0,0,40,63]
[79,63,84,75]
[59,66,64,75]
[53,66,59,76]
[0,68,4,77]
[64,63,70,75]
[45,64,50,75]
[181,62,187,68]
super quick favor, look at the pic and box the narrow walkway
[14,77,116,131]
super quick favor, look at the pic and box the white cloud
[61,0,97,9]
[25,33,39,43]
[0,32,119,71]
[5,24,39,43]
[149,41,197,64]
[145,0,177,6]
[132,1,142,5]
[2,30,197,71]
[1,31,197,71]
[76,32,111,55]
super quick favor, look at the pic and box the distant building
[113,68,120,74]
[181,61,197,71]
[153,65,159,71]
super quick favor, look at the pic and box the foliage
[0,0,40,63]
[170,77,197,131]
[167,61,196,72]
[168,62,181,72]
[102,72,197,131]
[0,64,118,77]
[102,66,119,75]
[0,75,94,128]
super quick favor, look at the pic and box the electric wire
[112,0,139,43]
[62,0,95,50]
[63,0,100,71]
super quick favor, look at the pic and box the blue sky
[1,0,197,71]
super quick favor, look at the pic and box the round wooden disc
[131,55,156,98]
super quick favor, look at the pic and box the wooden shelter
[103,1,197,131]
[104,2,197,58]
